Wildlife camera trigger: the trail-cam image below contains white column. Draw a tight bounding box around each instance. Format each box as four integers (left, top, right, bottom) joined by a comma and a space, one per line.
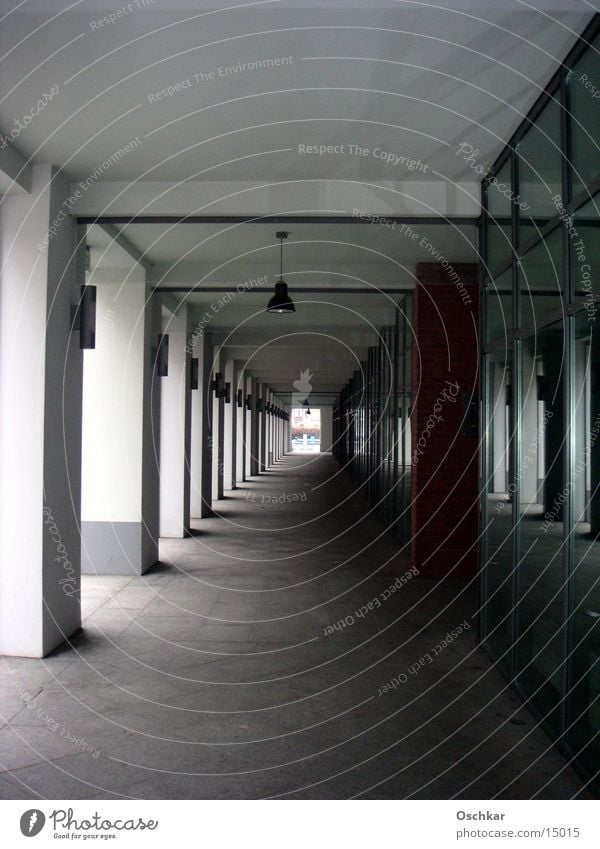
320, 406, 333, 452
200, 333, 214, 517
250, 377, 260, 476
159, 304, 191, 538
235, 365, 247, 482
259, 382, 268, 472
521, 346, 538, 505
189, 328, 213, 518
0, 164, 83, 657
81, 266, 159, 574
223, 358, 237, 490
211, 351, 224, 501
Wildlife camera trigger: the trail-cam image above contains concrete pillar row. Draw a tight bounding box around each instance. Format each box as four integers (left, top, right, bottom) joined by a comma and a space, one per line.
0, 164, 83, 656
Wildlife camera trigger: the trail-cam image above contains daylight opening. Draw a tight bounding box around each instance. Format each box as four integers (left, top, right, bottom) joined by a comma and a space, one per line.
291, 408, 321, 453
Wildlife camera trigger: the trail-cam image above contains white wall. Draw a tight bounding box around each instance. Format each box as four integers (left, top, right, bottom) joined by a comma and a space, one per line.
319, 406, 333, 452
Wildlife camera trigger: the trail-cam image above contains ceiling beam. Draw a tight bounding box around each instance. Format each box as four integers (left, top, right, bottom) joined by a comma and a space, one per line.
79, 214, 480, 226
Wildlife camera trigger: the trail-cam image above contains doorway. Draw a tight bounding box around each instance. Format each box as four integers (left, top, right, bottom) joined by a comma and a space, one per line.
291, 408, 321, 453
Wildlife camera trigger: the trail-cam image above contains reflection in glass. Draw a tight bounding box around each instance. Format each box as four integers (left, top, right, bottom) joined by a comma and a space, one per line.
487, 267, 512, 344
520, 228, 564, 331
570, 33, 600, 200
572, 195, 599, 317
487, 159, 513, 273
516, 323, 566, 735
568, 313, 600, 775
484, 348, 514, 675
518, 97, 562, 246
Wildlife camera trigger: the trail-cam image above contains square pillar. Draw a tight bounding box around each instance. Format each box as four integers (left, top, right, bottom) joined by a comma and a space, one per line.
410, 262, 479, 577
223, 358, 237, 490
159, 304, 191, 538
81, 266, 159, 574
235, 365, 247, 482
0, 164, 83, 656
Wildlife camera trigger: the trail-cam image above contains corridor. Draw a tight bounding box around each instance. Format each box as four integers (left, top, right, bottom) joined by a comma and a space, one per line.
0, 455, 589, 800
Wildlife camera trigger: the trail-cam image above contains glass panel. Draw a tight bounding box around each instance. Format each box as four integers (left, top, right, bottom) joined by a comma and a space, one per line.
487, 267, 512, 343
569, 34, 600, 200
571, 194, 599, 315
487, 159, 514, 273
520, 228, 564, 331
484, 347, 514, 675
516, 322, 566, 736
488, 223, 513, 275
395, 298, 412, 544
518, 97, 563, 246
567, 312, 600, 776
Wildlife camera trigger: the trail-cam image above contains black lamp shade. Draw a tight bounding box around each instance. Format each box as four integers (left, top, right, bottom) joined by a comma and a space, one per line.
267, 280, 295, 313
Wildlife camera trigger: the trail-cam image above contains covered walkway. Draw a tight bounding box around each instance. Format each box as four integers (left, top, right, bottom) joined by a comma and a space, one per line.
0, 455, 589, 799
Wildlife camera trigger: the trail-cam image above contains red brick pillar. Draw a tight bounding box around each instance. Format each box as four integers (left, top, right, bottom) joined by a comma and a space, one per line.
411, 262, 479, 578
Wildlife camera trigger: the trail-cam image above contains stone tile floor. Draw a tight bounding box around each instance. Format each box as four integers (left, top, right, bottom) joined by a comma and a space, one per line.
0, 455, 593, 799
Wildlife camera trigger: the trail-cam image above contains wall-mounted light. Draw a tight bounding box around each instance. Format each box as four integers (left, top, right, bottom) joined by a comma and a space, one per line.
267, 231, 295, 314
237, 389, 243, 408
71, 285, 97, 349
156, 333, 169, 377
190, 358, 199, 390
246, 394, 252, 410
211, 373, 225, 397
224, 382, 231, 403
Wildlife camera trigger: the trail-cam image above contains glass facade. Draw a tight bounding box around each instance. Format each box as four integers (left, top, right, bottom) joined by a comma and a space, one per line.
332, 295, 413, 546
481, 23, 600, 788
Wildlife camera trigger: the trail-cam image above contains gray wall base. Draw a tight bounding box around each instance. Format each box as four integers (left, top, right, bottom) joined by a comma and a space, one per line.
81, 521, 157, 575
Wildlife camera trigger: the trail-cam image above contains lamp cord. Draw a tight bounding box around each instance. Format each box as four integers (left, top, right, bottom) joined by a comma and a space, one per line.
280, 236, 283, 278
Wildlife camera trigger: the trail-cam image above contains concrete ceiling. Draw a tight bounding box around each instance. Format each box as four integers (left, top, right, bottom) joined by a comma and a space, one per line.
2, 1, 592, 395
0, 1, 591, 186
